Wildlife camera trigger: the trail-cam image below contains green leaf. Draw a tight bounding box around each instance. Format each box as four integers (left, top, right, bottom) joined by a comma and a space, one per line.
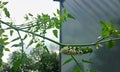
55, 23, 61, 29
57, 9, 60, 14
35, 43, 41, 48
82, 59, 94, 64
100, 21, 111, 38
4, 42, 9, 45
12, 43, 22, 47
3, 8, 10, 18
117, 30, 120, 37
3, 2, 8, 5
110, 21, 114, 29
11, 37, 19, 42
60, 16, 67, 22
100, 21, 108, 28
101, 28, 109, 38
53, 29, 58, 38
3, 35, 8, 37
63, 8, 67, 14
26, 39, 33, 48
67, 13, 75, 19
37, 14, 41, 19
43, 45, 49, 53
0, 29, 5, 36
13, 58, 21, 71
109, 21, 115, 34
28, 13, 33, 16
3, 37, 8, 41
0, 59, 2, 67
89, 69, 97, 72
53, 13, 56, 16
63, 57, 73, 65
24, 15, 29, 20
10, 30, 14, 36
108, 40, 116, 49
22, 34, 27, 40
73, 67, 81, 72
4, 48, 10, 51
0, 38, 4, 44
0, 44, 4, 52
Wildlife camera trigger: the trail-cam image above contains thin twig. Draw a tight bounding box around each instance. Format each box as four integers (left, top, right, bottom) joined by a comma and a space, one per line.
62, 37, 120, 47
71, 55, 83, 72
17, 30, 24, 67
0, 20, 62, 46
20, 24, 39, 29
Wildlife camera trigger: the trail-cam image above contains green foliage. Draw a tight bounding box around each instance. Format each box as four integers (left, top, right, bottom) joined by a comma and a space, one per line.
73, 67, 82, 72
3, 8, 10, 18
22, 34, 27, 40
11, 37, 20, 42
35, 43, 41, 48
100, 21, 110, 38
0, 44, 4, 67
13, 58, 21, 71
24, 15, 29, 20
35, 52, 59, 72
108, 40, 116, 49
82, 59, 94, 64
2, 2, 8, 5
28, 13, 33, 16
0, 59, 2, 67
86, 69, 97, 72
0, 48, 59, 72
100, 21, 117, 38
67, 13, 75, 19
4, 48, 10, 51
43, 45, 49, 53
57, 9, 60, 15
0, 28, 9, 67
63, 57, 73, 65
0, 29, 4, 36
0, 1, 8, 8
99, 21, 120, 49
26, 39, 33, 48
10, 30, 14, 36
11, 43, 22, 47
53, 29, 58, 38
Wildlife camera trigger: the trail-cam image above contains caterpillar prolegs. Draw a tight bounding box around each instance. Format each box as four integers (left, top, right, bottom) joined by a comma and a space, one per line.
61, 46, 93, 55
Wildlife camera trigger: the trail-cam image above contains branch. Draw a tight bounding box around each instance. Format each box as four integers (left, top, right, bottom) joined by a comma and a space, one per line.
0, 20, 62, 46
62, 37, 120, 47
0, 20, 120, 48
71, 55, 83, 72
20, 24, 38, 29
17, 30, 24, 67
17, 31, 24, 51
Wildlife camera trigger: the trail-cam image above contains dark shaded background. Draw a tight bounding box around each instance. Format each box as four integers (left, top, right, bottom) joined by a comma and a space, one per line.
60, 0, 120, 72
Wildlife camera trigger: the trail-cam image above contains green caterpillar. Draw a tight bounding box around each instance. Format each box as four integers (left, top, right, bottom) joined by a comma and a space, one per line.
61, 46, 93, 55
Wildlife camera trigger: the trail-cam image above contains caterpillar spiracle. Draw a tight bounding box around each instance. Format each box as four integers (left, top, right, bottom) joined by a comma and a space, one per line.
61, 46, 93, 55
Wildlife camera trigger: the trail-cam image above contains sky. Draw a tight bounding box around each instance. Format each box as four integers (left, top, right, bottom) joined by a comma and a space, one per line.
7, 0, 59, 24
2, 0, 60, 62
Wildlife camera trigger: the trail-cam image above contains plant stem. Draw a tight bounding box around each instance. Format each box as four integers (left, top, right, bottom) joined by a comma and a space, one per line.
17, 30, 24, 67
0, 20, 120, 47
71, 55, 83, 72
0, 20, 62, 46
62, 37, 120, 47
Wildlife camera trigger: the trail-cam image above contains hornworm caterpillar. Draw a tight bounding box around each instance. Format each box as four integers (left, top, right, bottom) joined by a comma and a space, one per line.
61, 46, 93, 55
